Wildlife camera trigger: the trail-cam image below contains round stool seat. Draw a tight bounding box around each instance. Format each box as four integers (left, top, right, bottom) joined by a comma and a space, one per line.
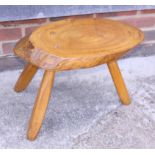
14, 18, 144, 70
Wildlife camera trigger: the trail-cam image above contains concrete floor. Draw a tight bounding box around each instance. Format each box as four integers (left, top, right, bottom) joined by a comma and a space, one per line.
0, 56, 155, 148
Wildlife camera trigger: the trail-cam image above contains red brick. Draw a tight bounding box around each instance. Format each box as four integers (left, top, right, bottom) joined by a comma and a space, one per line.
0, 28, 22, 41
96, 12, 117, 18
73, 14, 93, 18
116, 10, 137, 16
2, 42, 16, 54
25, 26, 38, 35
141, 9, 155, 14
50, 14, 93, 21
96, 10, 137, 18
120, 16, 155, 28
50, 16, 68, 21
0, 18, 47, 27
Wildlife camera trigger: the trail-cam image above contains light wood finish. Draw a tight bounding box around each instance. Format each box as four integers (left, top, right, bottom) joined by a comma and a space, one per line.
14, 18, 144, 70
107, 61, 131, 105
27, 70, 55, 140
13, 17, 144, 140
14, 63, 38, 92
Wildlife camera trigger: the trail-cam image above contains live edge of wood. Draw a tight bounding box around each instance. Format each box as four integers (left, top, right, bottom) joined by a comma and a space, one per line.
14, 18, 144, 71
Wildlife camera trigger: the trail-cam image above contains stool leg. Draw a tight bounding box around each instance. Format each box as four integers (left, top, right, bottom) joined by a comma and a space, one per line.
107, 60, 131, 105
27, 70, 55, 140
14, 63, 38, 92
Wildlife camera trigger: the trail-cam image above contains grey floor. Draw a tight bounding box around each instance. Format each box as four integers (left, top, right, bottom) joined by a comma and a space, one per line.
0, 56, 155, 149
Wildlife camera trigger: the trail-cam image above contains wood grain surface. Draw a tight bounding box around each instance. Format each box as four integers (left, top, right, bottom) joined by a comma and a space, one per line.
107, 61, 131, 105
14, 18, 144, 70
14, 63, 38, 92
27, 70, 55, 140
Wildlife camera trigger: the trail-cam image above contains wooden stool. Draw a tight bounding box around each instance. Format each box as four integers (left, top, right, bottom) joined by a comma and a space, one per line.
13, 18, 144, 140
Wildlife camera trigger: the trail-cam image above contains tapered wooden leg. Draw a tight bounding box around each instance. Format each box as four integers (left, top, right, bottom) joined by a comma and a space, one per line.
14, 63, 38, 92
27, 70, 55, 140
107, 60, 131, 105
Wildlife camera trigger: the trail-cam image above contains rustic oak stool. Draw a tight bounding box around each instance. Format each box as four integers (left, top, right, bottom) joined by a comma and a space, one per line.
13, 18, 144, 140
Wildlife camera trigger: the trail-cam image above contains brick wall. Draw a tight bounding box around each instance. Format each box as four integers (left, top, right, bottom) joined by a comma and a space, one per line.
0, 9, 155, 68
